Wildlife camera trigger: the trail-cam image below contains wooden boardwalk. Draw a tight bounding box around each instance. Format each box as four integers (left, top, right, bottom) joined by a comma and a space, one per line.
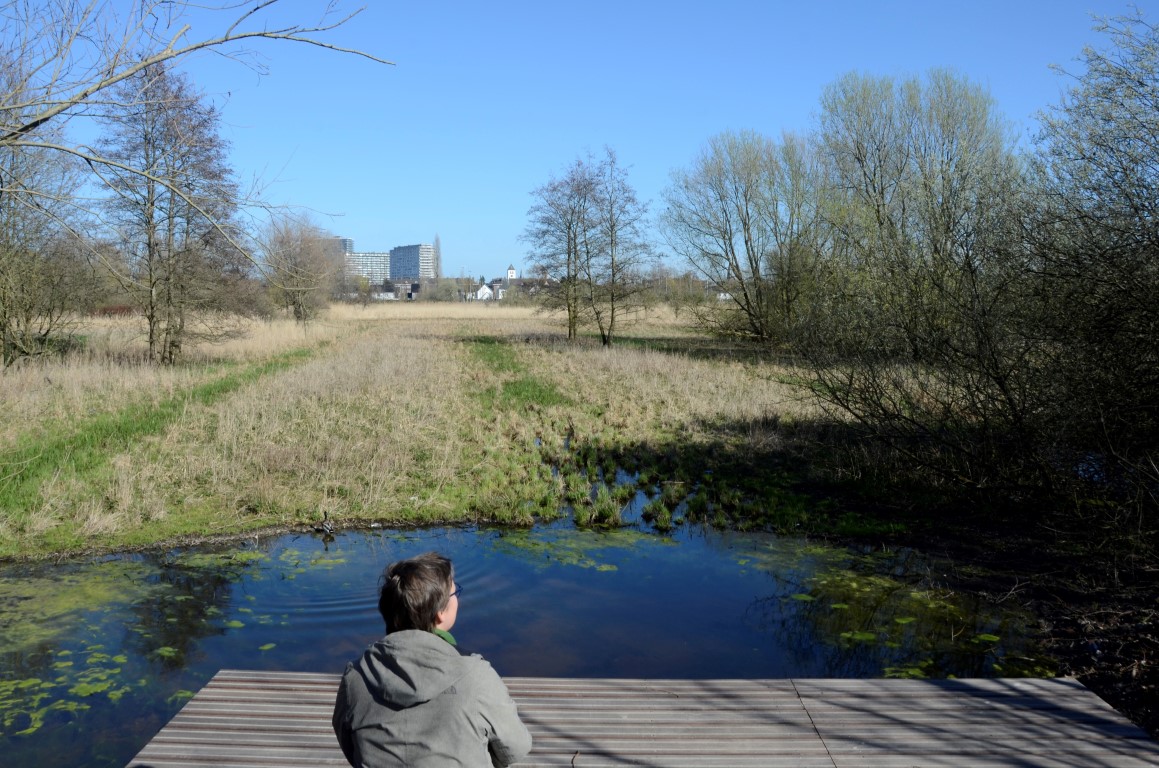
127, 670, 1159, 767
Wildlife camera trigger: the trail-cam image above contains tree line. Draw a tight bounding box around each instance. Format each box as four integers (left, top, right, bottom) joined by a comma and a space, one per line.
525, 14, 1159, 534
0, 1, 384, 367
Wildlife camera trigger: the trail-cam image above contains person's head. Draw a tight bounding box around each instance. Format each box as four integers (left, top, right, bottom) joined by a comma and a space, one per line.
378, 551, 458, 633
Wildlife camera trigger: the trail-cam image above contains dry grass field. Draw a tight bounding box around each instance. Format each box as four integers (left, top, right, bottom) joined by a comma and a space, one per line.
0, 303, 815, 558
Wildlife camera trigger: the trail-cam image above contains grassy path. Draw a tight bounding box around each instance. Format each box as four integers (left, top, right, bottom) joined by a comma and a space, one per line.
0, 350, 314, 558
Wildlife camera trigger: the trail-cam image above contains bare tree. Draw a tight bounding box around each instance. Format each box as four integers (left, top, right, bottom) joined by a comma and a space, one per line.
262, 213, 339, 323
354, 274, 373, 306
662, 131, 776, 340
98, 63, 251, 363
0, 230, 95, 367
0, 64, 95, 367
526, 150, 654, 345
662, 130, 827, 343
578, 148, 653, 347
524, 159, 598, 340
763, 133, 830, 345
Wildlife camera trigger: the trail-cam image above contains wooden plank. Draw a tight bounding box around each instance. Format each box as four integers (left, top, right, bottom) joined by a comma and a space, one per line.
128, 672, 1159, 768
793, 678, 1159, 768
829, 760, 1158, 768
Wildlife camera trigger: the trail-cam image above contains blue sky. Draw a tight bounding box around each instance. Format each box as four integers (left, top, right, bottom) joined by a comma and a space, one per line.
174, 0, 1150, 280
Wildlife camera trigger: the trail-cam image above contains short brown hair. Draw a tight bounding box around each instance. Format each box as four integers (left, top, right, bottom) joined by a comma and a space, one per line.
378, 552, 453, 632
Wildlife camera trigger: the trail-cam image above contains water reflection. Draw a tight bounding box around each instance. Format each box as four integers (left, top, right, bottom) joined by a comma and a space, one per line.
0, 524, 1054, 768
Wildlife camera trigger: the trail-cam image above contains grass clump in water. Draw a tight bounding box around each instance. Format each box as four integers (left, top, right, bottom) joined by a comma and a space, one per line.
641, 497, 677, 532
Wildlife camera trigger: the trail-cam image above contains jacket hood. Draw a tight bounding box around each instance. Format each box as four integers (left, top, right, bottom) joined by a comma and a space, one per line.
353, 630, 467, 710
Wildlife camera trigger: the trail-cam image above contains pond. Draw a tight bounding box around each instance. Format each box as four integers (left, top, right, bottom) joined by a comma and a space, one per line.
0, 519, 1055, 768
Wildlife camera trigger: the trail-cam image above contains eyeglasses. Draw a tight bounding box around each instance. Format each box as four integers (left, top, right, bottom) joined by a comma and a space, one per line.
450, 581, 463, 599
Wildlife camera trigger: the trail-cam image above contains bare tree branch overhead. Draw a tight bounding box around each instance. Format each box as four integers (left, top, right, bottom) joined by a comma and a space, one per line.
0, 0, 391, 146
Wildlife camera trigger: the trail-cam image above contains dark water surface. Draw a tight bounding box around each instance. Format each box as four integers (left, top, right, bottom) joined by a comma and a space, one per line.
0, 522, 1054, 767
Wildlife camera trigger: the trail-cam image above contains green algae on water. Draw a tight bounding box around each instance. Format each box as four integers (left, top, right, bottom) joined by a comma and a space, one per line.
493, 528, 666, 571
0, 561, 162, 653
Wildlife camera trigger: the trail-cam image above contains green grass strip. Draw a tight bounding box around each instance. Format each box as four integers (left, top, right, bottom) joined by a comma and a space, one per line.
464, 335, 524, 373
465, 336, 570, 412
0, 349, 313, 524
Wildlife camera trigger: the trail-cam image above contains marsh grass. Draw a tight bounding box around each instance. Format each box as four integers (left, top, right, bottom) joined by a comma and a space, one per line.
0, 315, 345, 443
3, 303, 829, 558
0, 351, 317, 552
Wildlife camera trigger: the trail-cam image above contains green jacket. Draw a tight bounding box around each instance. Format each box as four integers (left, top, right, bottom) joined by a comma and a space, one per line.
332, 629, 532, 767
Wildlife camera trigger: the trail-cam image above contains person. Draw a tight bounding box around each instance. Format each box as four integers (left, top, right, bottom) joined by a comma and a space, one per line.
332, 551, 532, 767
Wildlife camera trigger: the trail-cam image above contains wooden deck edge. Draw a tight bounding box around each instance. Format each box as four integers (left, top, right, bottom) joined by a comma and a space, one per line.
126, 673, 1159, 768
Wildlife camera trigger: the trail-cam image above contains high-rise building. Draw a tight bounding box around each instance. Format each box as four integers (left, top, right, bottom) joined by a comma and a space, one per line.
336, 239, 389, 284
389, 244, 436, 280
346, 250, 391, 284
